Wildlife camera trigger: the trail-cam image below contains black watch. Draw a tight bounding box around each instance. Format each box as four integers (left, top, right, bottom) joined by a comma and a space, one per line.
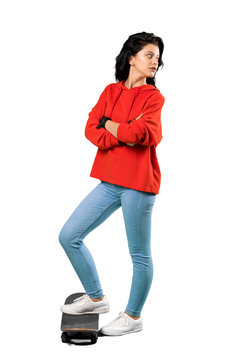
96, 116, 111, 129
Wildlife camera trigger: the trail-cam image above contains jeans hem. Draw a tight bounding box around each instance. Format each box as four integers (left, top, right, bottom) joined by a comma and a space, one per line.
87, 290, 104, 298
125, 308, 141, 317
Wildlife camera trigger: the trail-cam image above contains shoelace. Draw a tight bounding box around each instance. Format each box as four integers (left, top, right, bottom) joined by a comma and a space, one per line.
110, 312, 130, 328
73, 294, 88, 303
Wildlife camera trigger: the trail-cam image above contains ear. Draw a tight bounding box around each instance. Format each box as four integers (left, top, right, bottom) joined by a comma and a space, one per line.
129, 55, 134, 66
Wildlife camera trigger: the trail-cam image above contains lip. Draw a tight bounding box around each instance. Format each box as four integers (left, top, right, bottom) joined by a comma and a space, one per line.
150, 68, 157, 71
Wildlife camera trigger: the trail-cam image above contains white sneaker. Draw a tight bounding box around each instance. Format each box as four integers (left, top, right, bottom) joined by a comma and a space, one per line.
100, 311, 143, 336
60, 294, 110, 315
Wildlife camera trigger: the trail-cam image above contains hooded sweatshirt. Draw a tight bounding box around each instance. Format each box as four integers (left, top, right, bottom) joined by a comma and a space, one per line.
85, 79, 165, 194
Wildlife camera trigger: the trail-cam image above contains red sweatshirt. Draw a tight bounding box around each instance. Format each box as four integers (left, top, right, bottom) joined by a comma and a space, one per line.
85, 80, 165, 194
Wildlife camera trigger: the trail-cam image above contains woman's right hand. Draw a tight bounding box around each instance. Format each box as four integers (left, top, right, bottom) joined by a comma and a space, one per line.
134, 113, 144, 120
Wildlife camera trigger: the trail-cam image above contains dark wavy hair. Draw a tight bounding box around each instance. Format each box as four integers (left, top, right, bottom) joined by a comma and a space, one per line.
114, 32, 164, 87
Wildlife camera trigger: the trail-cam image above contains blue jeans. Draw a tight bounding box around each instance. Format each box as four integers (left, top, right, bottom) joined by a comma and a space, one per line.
59, 180, 156, 316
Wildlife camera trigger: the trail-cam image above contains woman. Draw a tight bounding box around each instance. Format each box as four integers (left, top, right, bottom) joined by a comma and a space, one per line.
59, 31, 165, 336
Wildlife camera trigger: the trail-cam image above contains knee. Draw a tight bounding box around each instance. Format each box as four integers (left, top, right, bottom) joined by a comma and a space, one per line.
59, 225, 81, 250
130, 251, 153, 271
59, 226, 68, 249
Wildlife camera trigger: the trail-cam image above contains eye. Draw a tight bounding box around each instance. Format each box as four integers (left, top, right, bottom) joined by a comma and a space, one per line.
147, 53, 159, 60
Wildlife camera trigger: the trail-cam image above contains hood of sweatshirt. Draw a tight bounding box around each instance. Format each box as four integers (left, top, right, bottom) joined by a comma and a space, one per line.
109, 80, 160, 122
120, 79, 158, 91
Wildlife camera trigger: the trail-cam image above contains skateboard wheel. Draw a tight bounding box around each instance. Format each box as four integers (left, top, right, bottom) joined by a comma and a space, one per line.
91, 333, 98, 344
61, 332, 70, 343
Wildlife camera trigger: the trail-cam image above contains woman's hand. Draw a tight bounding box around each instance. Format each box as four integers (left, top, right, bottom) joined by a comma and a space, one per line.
135, 113, 144, 120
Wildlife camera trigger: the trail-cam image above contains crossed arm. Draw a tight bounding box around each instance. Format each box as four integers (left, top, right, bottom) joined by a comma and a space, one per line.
105, 112, 144, 146
85, 85, 164, 150
105, 119, 137, 146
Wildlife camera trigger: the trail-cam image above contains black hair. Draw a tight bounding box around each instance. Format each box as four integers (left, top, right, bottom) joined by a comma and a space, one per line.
114, 31, 164, 87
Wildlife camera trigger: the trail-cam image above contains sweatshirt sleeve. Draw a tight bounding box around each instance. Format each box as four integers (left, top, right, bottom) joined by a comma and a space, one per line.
85, 85, 120, 150
116, 93, 165, 147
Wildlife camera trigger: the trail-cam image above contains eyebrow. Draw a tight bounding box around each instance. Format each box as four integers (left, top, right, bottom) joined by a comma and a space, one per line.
145, 50, 160, 57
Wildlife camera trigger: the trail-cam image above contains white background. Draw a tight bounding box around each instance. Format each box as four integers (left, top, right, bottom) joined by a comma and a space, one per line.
0, 0, 239, 359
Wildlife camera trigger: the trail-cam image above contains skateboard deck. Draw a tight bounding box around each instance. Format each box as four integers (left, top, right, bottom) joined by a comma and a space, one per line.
60, 292, 99, 345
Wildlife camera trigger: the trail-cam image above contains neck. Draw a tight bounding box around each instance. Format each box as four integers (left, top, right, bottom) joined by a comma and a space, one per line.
124, 76, 147, 89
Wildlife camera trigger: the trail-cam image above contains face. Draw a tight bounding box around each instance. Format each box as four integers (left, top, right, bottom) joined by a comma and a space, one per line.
129, 43, 160, 78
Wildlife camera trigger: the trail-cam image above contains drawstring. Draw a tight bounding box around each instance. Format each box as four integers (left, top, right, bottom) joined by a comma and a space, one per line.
126, 87, 140, 122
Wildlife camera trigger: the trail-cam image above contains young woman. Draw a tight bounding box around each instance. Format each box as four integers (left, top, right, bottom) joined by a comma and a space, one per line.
59, 31, 165, 336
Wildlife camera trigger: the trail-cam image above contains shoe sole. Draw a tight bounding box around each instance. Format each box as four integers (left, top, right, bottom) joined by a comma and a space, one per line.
100, 327, 143, 336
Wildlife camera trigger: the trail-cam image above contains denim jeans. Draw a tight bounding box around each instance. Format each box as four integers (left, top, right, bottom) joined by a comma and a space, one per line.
59, 180, 156, 316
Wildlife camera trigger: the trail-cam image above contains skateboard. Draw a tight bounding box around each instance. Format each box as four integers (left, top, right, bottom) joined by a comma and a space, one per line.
60, 292, 99, 345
